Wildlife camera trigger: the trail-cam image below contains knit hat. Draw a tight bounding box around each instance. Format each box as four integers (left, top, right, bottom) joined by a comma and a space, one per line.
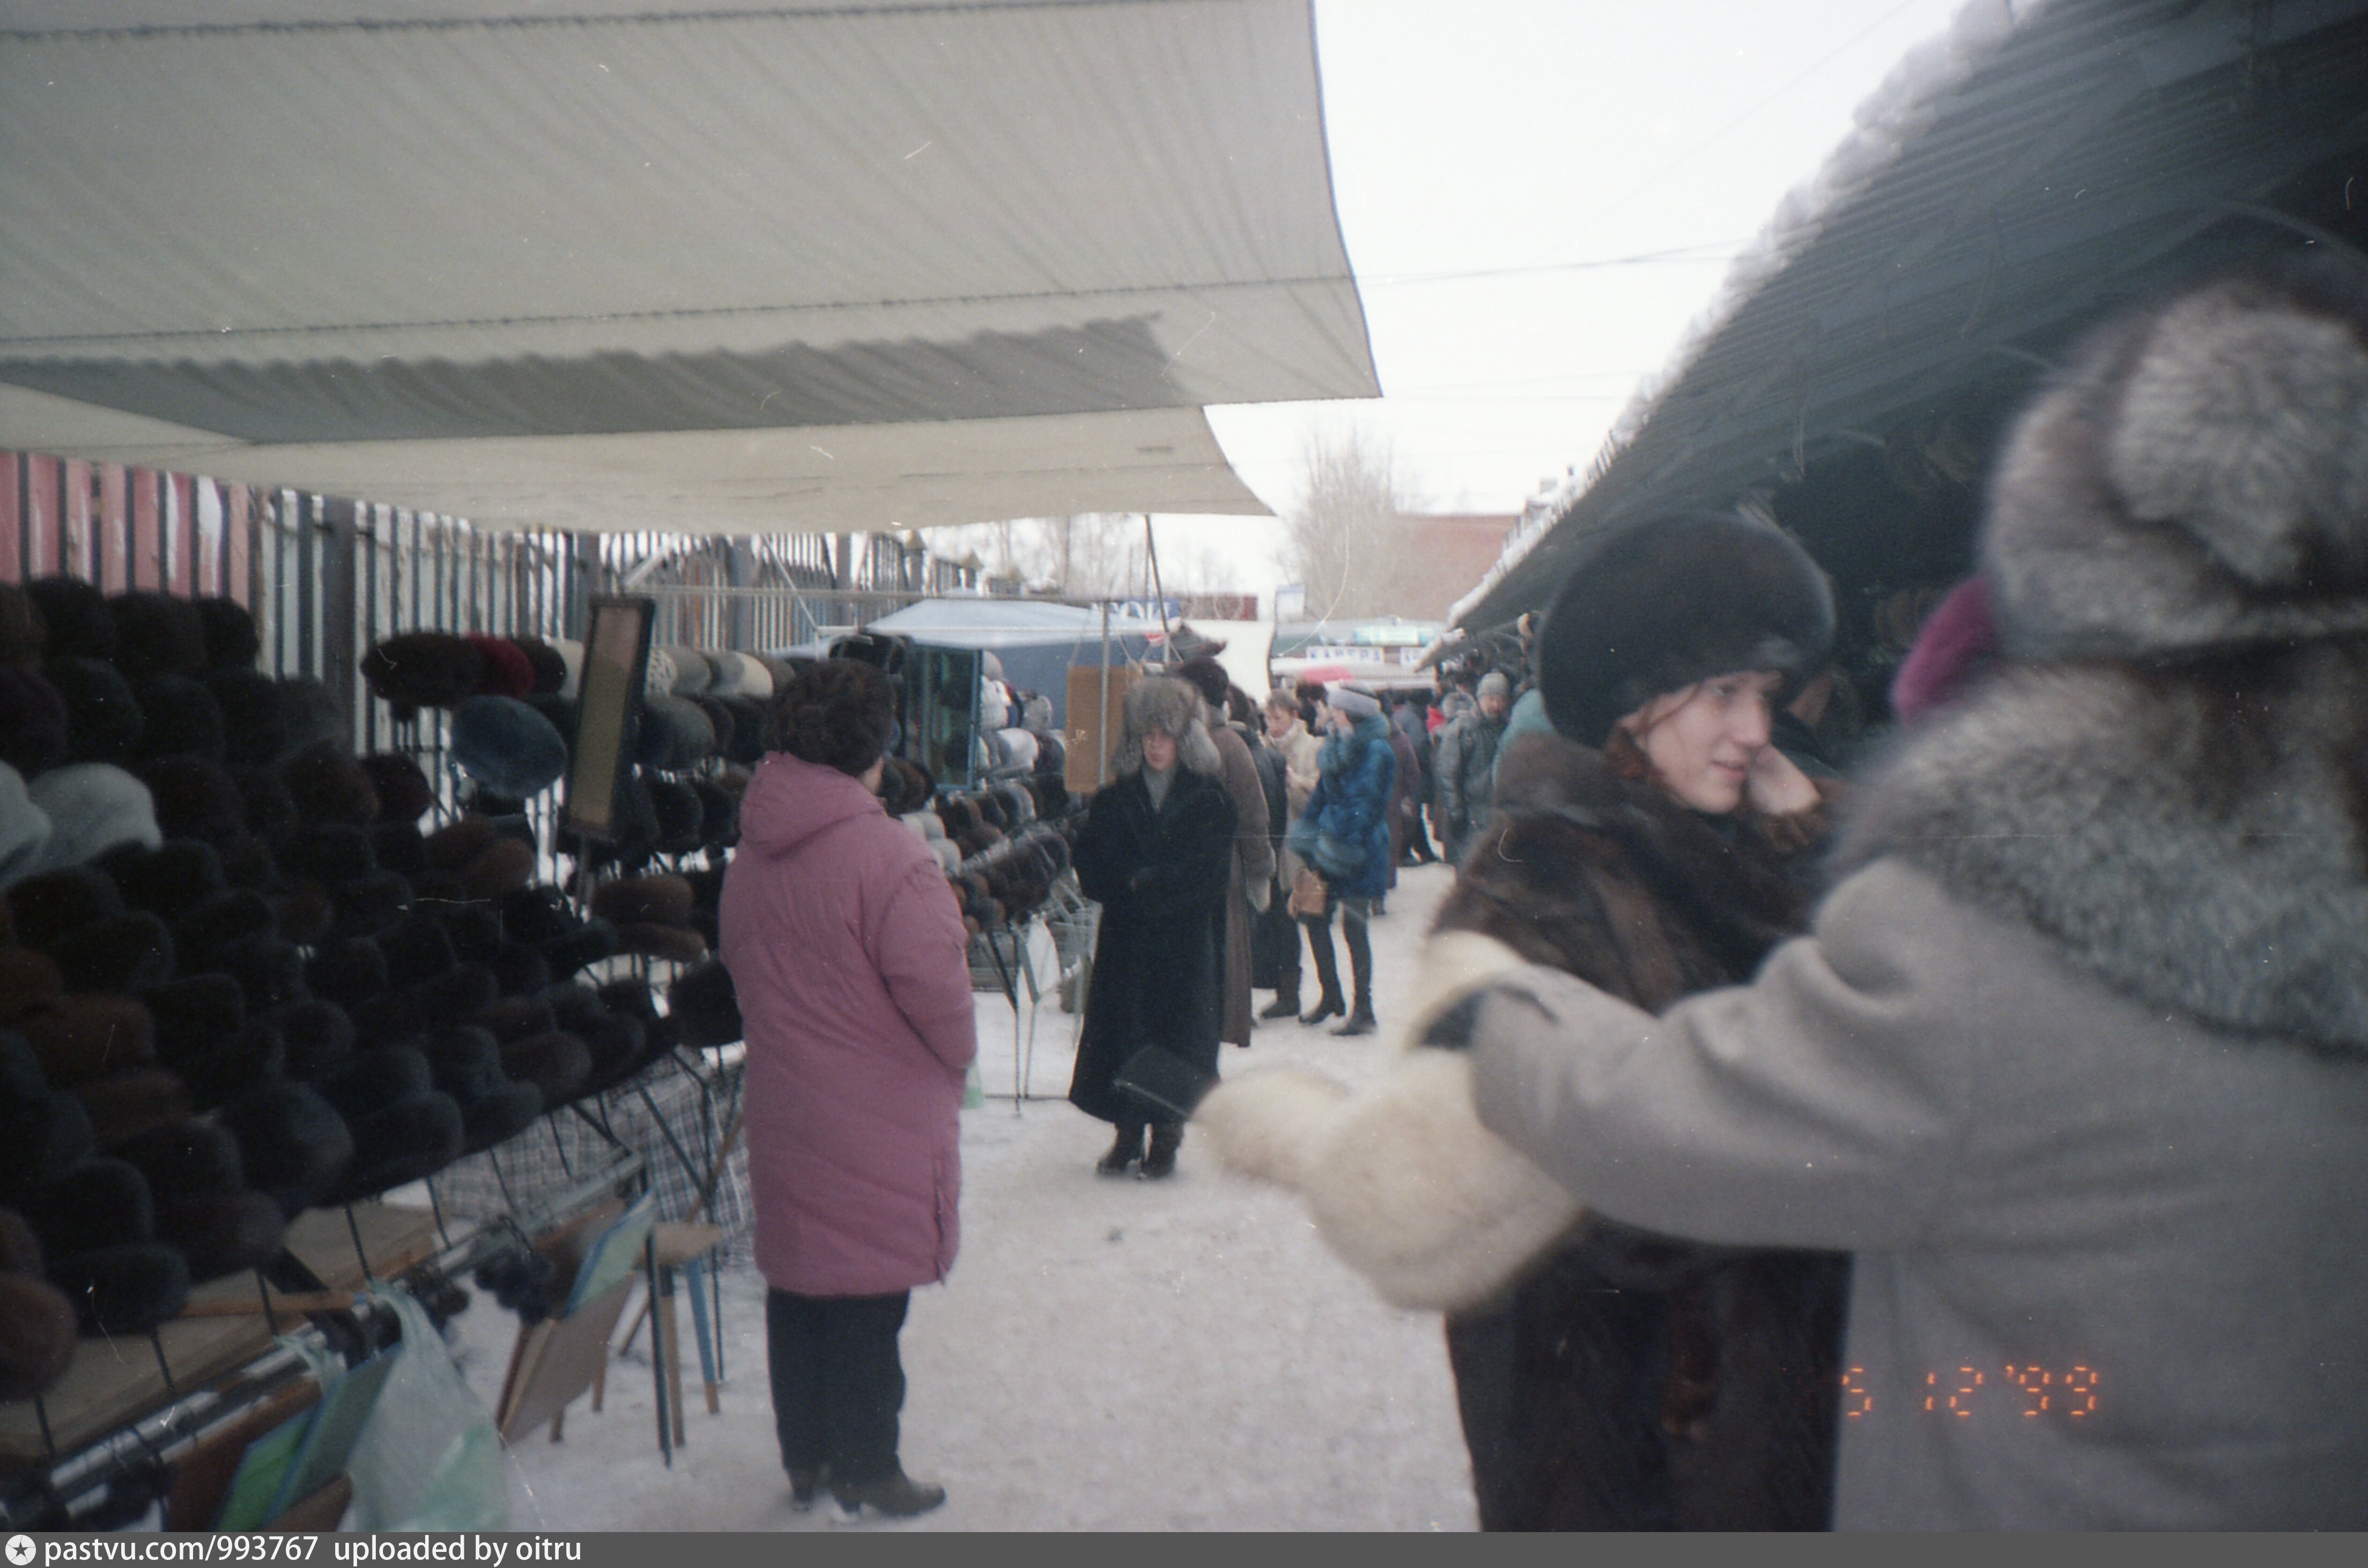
1476, 671, 1512, 701
0, 669, 70, 780
1535, 514, 1834, 746
1982, 258, 2368, 662
28, 763, 162, 867
449, 696, 569, 798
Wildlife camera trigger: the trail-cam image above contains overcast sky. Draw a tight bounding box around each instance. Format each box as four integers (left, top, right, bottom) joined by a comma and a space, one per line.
1149, 0, 1974, 606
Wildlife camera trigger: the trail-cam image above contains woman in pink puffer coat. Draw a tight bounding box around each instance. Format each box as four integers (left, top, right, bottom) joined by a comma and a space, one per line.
719, 658, 975, 1519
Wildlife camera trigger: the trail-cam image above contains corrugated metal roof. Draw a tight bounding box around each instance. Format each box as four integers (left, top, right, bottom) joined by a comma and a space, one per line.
1454, 0, 2368, 632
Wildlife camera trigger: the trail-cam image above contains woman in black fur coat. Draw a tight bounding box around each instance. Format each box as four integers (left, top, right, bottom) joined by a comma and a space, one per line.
1203, 512, 1849, 1530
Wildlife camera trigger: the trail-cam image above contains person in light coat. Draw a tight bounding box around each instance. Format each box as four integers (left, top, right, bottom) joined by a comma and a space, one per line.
1226, 264, 2368, 1529
720, 658, 975, 1519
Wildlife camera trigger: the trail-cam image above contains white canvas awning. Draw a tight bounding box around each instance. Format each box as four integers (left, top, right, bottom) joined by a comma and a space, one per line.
0, 0, 1379, 530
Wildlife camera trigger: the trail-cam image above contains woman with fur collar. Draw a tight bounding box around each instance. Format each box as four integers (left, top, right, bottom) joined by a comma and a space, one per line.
1068, 676, 1238, 1179
1211, 263, 2368, 1528
1293, 686, 1396, 1035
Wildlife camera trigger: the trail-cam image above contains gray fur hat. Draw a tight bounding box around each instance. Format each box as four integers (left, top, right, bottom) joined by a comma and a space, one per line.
1112, 676, 1220, 778
1985, 259, 2368, 662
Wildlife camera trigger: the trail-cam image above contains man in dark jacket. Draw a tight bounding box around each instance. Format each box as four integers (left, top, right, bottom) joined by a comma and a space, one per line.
1435, 671, 1510, 865
1390, 694, 1437, 864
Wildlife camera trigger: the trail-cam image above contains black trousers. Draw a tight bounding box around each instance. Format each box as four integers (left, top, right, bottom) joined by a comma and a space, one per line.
765, 1288, 910, 1484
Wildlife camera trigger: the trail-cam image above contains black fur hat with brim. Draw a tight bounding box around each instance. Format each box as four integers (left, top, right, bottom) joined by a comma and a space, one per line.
361, 632, 484, 718
1537, 513, 1836, 747
667, 960, 742, 1049
50, 1241, 191, 1334
116, 1119, 245, 1198
648, 777, 704, 855
219, 1079, 352, 1217
260, 997, 356, 1081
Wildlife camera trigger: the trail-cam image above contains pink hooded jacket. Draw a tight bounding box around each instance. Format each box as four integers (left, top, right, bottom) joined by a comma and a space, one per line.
720, 752, 976, 1297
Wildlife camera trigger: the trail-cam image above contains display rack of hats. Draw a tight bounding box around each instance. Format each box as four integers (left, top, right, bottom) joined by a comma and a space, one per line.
0, 581, 670, 1476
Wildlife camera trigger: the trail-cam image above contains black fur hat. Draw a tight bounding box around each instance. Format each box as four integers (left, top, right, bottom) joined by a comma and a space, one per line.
543, 983, 606, 1039
69, 1068, 193, 1150
334, 1091, 464, 1202
277, 823, 376, 887
0, 1270, 77, 1401
591, 873, 694, 928
368, 819, 429, 877
204, 667, 287, 768
307, 937, 388, 1010
717, 694, 767, 766
142, 971, 243, 1062
499, 885, 578, 948
136, 755, 247, 845
329, 871, 412, 941
260, 997, 356, 1080
0, 1030, 46, 1106
171, 889, 278, 970
219, 1079, 352, 1216
409, 963, 499, 1029
478, 994, 556, 1045
574, 1012, 646, 1097
98, 839, 225, 922
280, 742, 379, 828
51, 911, 176, 994
26, 578, 114, 662
51, 1242, 191, 1334
1, 950, 77, 1027
514, 638, 569, 697
0, 1096, 95, 1206
500, 1031, 590, 1103
107, 592, 208, 683
358, 754, 436, 826
1536, 514, 1834, 746
316, 1045, 434, 1123
540, 919, 618, 982
0, 666, 71, 778
692, 695, 736, 761
272, 881, 333, 947
276, 678, 346, 762
433, 902, 506, 964
417, 1025, 543, 1153
193, 597, 261, 673
488, 941, 551, 998
349, 988, 426, 1051
131, 674, 227, 764
378, 911, 456, 988
690, 778, 738, 850
31, 1158, 155, 1255
227, 763, 297, 841
209, 933, 307, 1014
24, 994, 157, 1087
9, 866, 125, 949
667, 960, 742, 1049
45, 657, 145, 765
647, 778, 704, 854
157, 1188, 287, 1281
525, 693, 579, 759
460, 838, 535, 903
361, 632, 484, 717
117, 1120, 245, 1197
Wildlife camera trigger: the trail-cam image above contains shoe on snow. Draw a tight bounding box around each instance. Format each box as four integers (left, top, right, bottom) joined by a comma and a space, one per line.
833, 1470, 946, 1518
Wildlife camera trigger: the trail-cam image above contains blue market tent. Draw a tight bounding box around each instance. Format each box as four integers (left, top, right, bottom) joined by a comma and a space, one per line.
862, 600, 1161, 730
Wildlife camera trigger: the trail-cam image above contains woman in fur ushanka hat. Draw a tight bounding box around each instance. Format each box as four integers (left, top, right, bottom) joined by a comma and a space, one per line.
1067, 675, 1237, 1180
1215, 261, 2368, 1530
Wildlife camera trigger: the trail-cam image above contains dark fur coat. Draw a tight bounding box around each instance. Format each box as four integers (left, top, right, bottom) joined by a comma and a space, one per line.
1436, 731, 1848, 1532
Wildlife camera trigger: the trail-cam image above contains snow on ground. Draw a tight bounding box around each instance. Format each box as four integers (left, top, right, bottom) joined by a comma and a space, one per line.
448, 861, 1481, 1532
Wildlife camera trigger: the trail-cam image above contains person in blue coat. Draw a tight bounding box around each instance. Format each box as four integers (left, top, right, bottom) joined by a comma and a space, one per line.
1293, 683, 1395, 1036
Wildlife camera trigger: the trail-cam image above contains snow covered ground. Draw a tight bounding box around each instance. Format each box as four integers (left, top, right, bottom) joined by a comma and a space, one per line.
447, 861, 1482, 1532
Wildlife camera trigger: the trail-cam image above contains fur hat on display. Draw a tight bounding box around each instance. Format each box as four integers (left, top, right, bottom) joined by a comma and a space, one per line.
358, 753, 436, 826
106, 593, 206, 683
218, 1079, 352, 1217
68, 1068, 193, 1152
1535, 513, 1834, 746
646, 777, 704, 855
547, 637, 584, 699
500, 1031, 591, 1103
327, 870, 411, 941
204, 667, 288, 769
276, 823, 375, 888
667, 960, 742, 1049
26, 579, 115, 663
156, 1187, 287, 1282
275, 678, 346, 760
134, 756, 243, 846
23, 994, 157, 1087
99, 839, 226, 923
0, 1206, 76, 1400
261, 997, 356, 1081
661, 647, 712, 696
280, 742, 380, 828
591, 873, 694, 928
307, 936, 388, 1010
449, 696, 569, 798
45, 657, 145, 766
477, 994, 556, 1044
0, 952, 66, 1029
464, 635, 537, 701
7, 865, 124, 949
1113, 677, 1222, 778
368, 820, 428, 878
1983, 261, 2368, 662
170, 890, 277, 971
488, 941, 550, 1000
192, 598, 260, 672
514, 638, 568, 697
717, 695, 767, 765
131, 674, 226, 764
0, 668, 71, 780
361, 632, 484, 717
29, 763, 164, 868
50, 911, 176, 994
0, 1095, 95, 1208
50, 1242, 191, 1334
0, 584, 45, 668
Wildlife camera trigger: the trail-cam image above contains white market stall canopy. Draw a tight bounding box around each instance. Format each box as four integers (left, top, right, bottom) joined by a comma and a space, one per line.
0, 0, 1380, 532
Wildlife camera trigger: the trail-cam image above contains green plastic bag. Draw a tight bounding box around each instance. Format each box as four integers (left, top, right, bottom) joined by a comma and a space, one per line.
345, 1284, 510, 1532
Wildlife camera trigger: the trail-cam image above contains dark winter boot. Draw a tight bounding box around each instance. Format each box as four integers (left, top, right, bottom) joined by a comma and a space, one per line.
1257, 991, 1301, 1021
832, 1468, 946, 1518
788, 1466, 826, 1509
1140, 1122, 1183, 1179
1097, 1121, 1145, 1177
1300, 922, 1344, 1025
1334, 908, 1377, 1037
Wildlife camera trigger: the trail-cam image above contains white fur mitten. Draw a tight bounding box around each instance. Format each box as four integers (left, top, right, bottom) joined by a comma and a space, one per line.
1194, 931, 1584, 1312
